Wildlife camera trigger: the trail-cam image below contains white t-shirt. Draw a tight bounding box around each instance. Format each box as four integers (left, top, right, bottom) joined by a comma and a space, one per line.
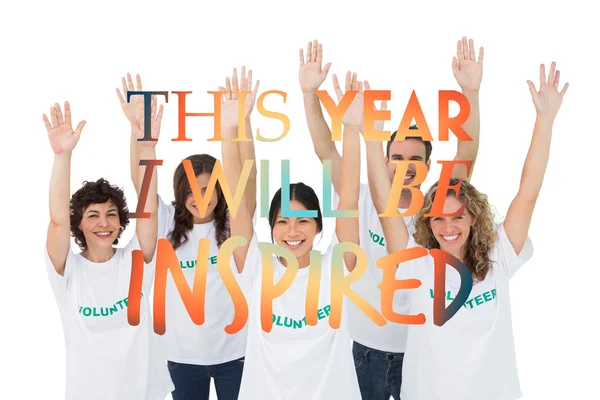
398, 223, 534, 400
157, 196, 247, 365
237, 233, 361, 400
337, 183, 415, 352
45, 236, 174, 400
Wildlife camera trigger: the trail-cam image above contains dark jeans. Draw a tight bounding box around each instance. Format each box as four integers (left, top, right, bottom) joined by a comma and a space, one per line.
168, 358, 244, 400
353, 341, 404, 400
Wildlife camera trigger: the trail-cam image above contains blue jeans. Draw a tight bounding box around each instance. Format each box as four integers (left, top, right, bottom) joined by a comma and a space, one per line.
168, 358, 244, 400
353, 341, 404, 400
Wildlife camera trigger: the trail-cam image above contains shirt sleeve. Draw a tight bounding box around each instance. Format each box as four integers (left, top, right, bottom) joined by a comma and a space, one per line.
44, 245, 75, 312
494, 222, 534, 279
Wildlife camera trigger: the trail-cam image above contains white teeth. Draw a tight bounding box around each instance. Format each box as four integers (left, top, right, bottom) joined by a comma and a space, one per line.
443, 234, 459, 241
96, 232, 111, 236
286, 240, 302, 246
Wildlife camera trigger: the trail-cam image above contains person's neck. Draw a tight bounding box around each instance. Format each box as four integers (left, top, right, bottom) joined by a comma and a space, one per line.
193, 214, 215, 224
82, 246, 116, 263
397, 189, 414, 209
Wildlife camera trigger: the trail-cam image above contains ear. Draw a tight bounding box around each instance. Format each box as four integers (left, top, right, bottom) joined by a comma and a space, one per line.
385, 155, 390, 167
426, 159, 432, 172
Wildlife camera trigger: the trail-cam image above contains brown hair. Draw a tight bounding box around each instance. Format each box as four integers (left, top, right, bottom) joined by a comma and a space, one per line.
169, 154, 230, 250
386, 124, 433, 162
70, 178, 130, 250
413, 178, 497, 282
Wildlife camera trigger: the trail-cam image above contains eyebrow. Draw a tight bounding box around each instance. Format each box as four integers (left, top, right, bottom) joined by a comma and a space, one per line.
391, 154, 424, 160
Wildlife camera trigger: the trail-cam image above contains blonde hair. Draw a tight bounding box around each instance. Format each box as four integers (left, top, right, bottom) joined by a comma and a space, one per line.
414, 179, 497, 282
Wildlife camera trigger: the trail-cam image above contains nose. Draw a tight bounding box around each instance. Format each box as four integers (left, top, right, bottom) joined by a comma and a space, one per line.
98, 215, 110, 227
288, 220, 300, 236
444, 219, 454, 232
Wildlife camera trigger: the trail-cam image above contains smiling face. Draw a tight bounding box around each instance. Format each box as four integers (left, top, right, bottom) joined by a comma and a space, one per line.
271, 200, 319, 260
78, 201, 121, 250
185, 173, 219, 223
428, 196, 474, 259
385, 138, 431, 187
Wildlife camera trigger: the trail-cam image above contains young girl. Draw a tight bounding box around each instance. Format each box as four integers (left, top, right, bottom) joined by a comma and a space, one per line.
43, 100, 173, 400
118, 70, 258, 400
366, 62, 568, 400
220, 70, 367, 399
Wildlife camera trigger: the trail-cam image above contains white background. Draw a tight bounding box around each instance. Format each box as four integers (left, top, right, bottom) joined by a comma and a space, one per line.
1, 0, 598, 398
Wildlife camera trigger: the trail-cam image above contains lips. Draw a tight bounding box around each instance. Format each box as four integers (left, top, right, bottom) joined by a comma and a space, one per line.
441, 233, 460, 243
403, 169, 416, 185
94, 231, 113, 239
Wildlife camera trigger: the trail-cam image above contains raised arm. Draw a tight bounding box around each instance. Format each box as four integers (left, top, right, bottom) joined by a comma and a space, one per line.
504, 62, 568, 254
336, 74, 363, 271
299, 40, 342, 192
451, 37, 484, 182
44, 102, 86, 275
238, 66, 258, 215
220, 67, 259, 272
117, 73, 144, 193
364, 106, 410, 255
131, 96, 163, 263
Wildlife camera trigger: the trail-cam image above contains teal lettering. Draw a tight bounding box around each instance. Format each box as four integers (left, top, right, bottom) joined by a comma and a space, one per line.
474, 295, 483, 306
123, 298, 129, 307
373, 234, 380, 244
100, 308, 109, 316
302, 317, 307, 327
465, 299, 475, 309
378, 235, 385, 246
210, 256, 217, 265
323, 305, 331, 316
429, 289, 435, 299
284, 317, 293, 328
293, 320, 303, 329
446, 291, 454, 301
110, 305, 118, 315
318, 308, 325, 320
272, 314, 276, 323
483, 291, 492, 302
492, 289, 497, 299
92, 308, 100, 317
117, 300, 124, 309
83, 307, 92, 316
79, 306, 83, 313
275, 316, 283, 326
369, 230, 374, 239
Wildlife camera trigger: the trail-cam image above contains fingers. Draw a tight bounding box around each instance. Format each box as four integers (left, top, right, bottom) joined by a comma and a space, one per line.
127, 73, 135, 91
456, 39, 462, 61
548, 62, 556, 86
156, 104, 164, 125
50, 106, 58, 126
232, 68, 239, 100
526, 80, 537, 98
74, 120, 87, 137
226, 77, 232, 100
345, 71, 351, 91
321, 62, 332, 78
248, 68, 253, 92
380, 99, 388, 112
332, 74, 343, 101
452, 56, 459, 74
461, 36, 468, 59
539, 64, 546, 87
469, 38, 475, 61
316, 42, 323, 65
116, 88, 126, 104
311, 39, 318, 63
252, 79, 260, 99
299, 48, 305, 65
560, 82, 569, 96
307, 41, 313, 63
64, 101, 71, 126
218, 86, 227, 103
364, 80, 371, 91
241, 66, 248, 91
554, 70, 560, 89
136, 74, 142, 91
55, 103, 64, 125
478, 47, 484, 63
151, 96, 157, 120
42, 114, 52, 132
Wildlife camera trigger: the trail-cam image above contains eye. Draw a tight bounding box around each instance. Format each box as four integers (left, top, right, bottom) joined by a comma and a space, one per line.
277, 220, 286, 224
108, 213, 118, 218
187, 190, 193, 196
454, 216, 463, 220
201, 188, 207, 194
432, 217, 443, 221
88, 215, 97, 218
299, 219, 309, 224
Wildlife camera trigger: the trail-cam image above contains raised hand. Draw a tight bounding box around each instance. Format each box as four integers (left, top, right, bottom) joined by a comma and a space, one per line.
363, 80, 388, 133
299, 40, 332, 93
43, 102, 86, 154
116, 73, 144, 125
527, 62, 569, 119
134, 96, 164, 146
219, 66, 260, 130
333, 71, 363, 127
452, 37, 484, 92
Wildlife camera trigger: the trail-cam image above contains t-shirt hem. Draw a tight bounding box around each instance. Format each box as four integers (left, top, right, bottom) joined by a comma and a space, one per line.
166, 351, 246, 366
351, 338, 406, 353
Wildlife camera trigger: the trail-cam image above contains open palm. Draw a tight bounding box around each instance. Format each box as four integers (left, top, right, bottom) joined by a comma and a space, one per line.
220, 66, 260, 129
527, 62, 569, 119
452, 37, 484, 92
299, 40, 331, 93
43, 102, 86, 154
116, 73, 144, 125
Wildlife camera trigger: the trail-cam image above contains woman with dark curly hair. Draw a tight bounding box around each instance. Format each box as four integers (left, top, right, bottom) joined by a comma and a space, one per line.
119, 70, 259, 400
43, 100, 173, 400
365, 63, 568, 400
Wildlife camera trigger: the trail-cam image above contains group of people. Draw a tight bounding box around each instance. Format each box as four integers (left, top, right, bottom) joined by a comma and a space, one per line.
43, 37, 568, 400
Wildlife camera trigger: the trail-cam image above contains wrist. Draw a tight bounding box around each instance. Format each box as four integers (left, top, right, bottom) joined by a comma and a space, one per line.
461, 88, 480, 96
535, 115, 555, 126
54, 151, 72, 160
